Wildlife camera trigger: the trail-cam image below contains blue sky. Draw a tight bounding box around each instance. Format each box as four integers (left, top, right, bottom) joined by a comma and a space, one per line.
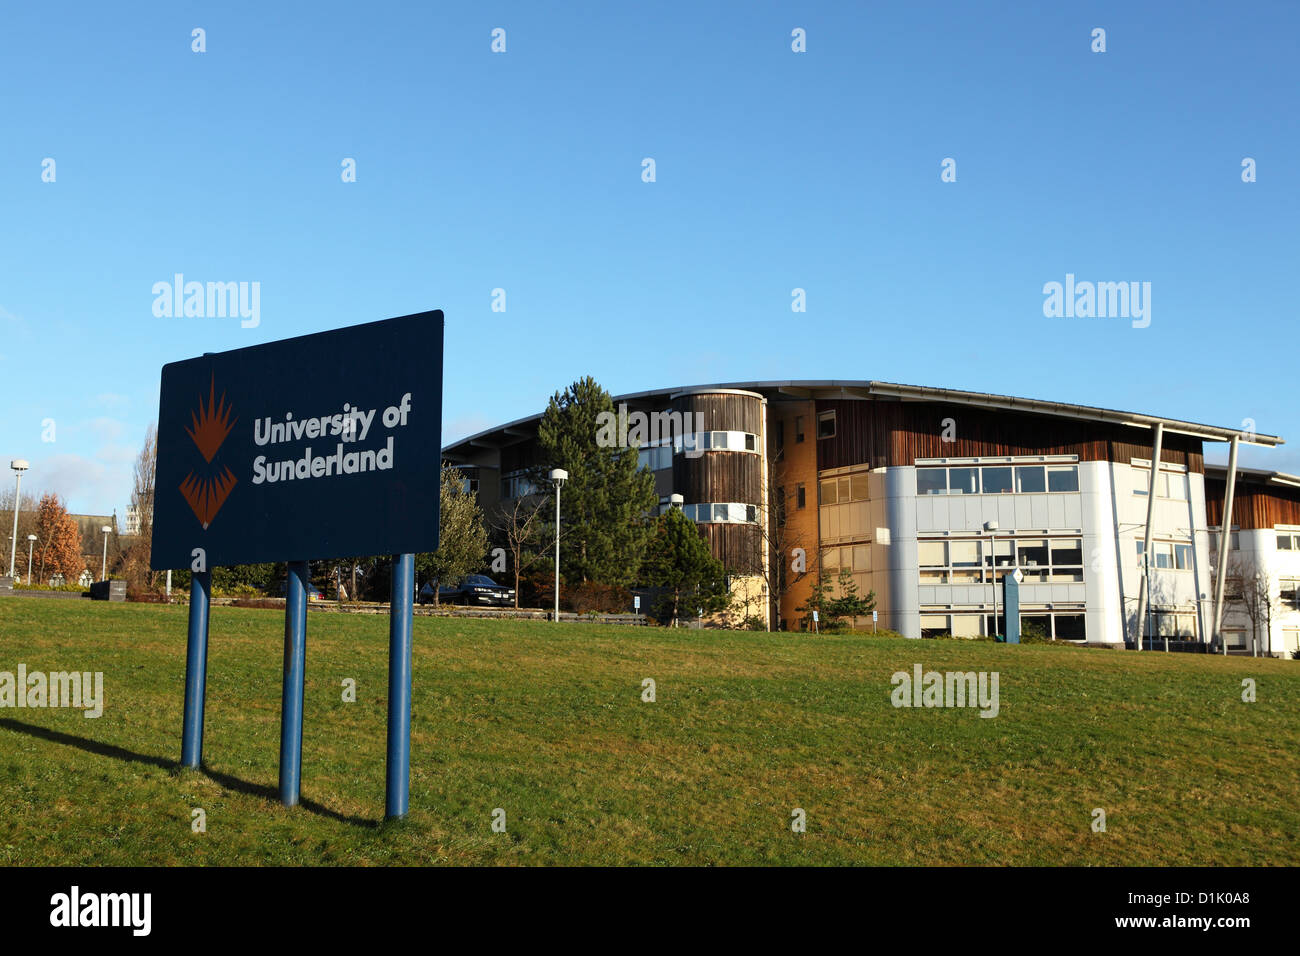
2, 1, 1297, 516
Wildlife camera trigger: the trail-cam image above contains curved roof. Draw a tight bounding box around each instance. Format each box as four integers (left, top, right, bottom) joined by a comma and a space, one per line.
443, 379, 1284, 455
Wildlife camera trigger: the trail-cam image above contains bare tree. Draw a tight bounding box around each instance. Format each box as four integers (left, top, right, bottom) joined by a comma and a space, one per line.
491, 494, 551, 608
1228, 554, 1277, 657
121, 424, 158, 592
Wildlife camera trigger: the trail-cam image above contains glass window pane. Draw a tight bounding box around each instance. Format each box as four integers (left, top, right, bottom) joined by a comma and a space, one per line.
917, 469, 947, 496
1054, 614, 1086, 641
920, 615, 948, 638
838, 477, 851, 502
1175, 544, 1192, 569
1155, 542, 1173, 568
852, 546, 870, 571
851, 475, 869, 501
745, 433, 756, 451
1017, 539, 1049, 567
1047, 465, 1079, 492
1050, 539, 1083, 567
919, 570, 948, 584
982, 467, 1013, 494
820, 480, 837, 505
949, 467, 979, 494
950, 540, 981, 566
1278, 534, 1293, 551
918, 541, 948, 567
1015, 465, 1046, 493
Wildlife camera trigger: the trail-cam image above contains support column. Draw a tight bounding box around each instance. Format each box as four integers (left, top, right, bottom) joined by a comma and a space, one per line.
386, 553, 414, 820
180, 570, 211, 768
1212, 435, 1241, 656
1134, 423, 1164, 650
279, 560, 309, 806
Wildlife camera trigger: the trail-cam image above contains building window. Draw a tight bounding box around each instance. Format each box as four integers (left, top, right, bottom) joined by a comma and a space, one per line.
916, 463, 1080, 496
817, 410, 836, 439
1046, 465, 1079, 492
796, 484, 806, 509
680, 502, 760, 525
795, 416, 805, 443
1137, 540, 1194, 571
1279, 578, 1300, 609
919, 535, 1084, 584
1278, 533, 1296, 551
981, 466, 1014, 495
1015, 465, 1046, 493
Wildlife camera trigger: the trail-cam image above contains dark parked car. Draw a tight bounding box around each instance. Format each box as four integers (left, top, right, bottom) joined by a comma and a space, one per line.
419, 574, 515, 607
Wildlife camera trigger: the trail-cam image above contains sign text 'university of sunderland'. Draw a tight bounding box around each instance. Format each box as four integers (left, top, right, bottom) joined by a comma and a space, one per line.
152, 311, 443, 567
151, 310, 444, 819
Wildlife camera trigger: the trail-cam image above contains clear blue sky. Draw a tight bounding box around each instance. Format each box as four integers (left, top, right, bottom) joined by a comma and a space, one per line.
2, 1, 1297, 516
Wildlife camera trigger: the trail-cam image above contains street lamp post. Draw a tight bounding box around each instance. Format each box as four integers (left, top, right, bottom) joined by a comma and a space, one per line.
26, 534, 36, 584
984, 520, 1000, 637
549, 469, 568, 622
8, 459, 28, 578
100, 525, 112, 580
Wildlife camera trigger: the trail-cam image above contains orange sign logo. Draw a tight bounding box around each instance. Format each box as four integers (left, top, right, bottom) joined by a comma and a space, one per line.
180, 375, 238, 529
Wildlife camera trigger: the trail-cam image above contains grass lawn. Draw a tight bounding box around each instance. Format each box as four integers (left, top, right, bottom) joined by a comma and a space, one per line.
0, 597, 1297, 866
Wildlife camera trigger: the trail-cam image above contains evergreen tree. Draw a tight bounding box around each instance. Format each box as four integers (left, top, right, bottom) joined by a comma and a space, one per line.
534, 377, 656, 587
643, 507, 731, 625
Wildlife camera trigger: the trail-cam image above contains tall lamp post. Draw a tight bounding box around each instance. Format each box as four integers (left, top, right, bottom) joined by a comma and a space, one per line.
100, 525, 112, 580
8, 459, 29, 578
984, 520, 1000, 637
26, 534, 36, 584
549, 469, 568, 622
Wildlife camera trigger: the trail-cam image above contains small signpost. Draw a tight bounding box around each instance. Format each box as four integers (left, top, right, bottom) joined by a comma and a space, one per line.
151, 311, 443, 819
812, 609, 819, 634
872, 609, 878, 633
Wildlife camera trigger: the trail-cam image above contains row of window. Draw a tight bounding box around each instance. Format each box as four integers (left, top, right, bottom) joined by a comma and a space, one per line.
1132, 467, 1189, 500
679, 503, 759, 524
919, 536, 1084, 584
1276, 533, 1300, 552
822, 545, 871, 575
920, 611, 1087, 641
1136, 540, 1195, 571
917, 464, 1080, 496
820, 473, 869, 505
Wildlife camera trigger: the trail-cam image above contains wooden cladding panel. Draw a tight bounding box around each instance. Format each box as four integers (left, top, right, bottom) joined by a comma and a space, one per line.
815, 398, 1205, 473
701, 523, 763, 574
674, 451, 763, 503
1206, 477, 1300, 529
671, 392, 764, 434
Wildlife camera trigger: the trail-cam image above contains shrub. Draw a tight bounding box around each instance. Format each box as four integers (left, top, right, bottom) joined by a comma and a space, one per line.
567, 581, 632, 614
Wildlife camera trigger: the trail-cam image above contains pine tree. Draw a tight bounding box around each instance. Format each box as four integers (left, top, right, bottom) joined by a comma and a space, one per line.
643, 507, 731, 625
534, 377, 656, 587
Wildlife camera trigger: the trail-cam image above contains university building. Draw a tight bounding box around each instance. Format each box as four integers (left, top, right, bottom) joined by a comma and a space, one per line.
442, 380, 1290, 653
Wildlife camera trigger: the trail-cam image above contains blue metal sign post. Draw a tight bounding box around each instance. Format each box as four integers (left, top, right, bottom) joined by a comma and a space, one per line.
152, 310, 443, 820
180, 570, 211, 767
279, 561, 309, 806
386, 553, 414, 819
1003, 573, 1022, 644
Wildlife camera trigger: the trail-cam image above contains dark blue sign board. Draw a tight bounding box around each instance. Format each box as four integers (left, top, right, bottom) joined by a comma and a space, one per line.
152, 310, 443, 569
155, 310, 443, 821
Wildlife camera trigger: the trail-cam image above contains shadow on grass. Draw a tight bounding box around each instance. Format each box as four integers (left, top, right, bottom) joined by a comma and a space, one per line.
0, 717, 377, 828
